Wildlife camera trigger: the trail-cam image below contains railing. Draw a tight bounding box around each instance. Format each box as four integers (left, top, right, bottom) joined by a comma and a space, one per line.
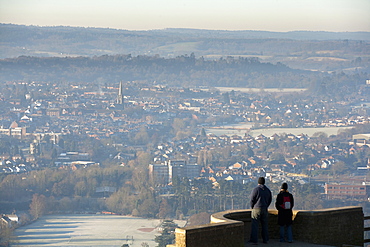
365, 215, 370, 243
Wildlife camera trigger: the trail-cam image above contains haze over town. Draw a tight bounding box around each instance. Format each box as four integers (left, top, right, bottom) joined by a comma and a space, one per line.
1, 0, 369, 31
0, 0, 370, 246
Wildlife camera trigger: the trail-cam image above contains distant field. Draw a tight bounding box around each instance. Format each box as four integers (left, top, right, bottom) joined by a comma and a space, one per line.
207, 125, 353, 137
215, 87, 307, 93
12, 215, 186, 247
305, 57, 348, 62
204, 54, 273, 60
33, 50, 85, 57
154, 41, 201, 54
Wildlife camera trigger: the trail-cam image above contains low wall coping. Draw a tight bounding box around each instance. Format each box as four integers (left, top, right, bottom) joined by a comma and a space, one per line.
171, 206, 364, 247
211, 206, 362, 222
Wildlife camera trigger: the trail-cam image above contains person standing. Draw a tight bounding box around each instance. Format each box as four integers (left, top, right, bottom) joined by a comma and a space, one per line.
249, 177, 272, 244
275, 182, 294, 243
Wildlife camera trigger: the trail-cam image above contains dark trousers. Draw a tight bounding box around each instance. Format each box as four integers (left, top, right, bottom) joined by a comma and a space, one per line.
280, 224, 293, 242
250, 207, 269, 243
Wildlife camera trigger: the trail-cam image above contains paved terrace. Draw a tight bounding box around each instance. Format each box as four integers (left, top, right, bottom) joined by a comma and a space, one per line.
169, 206, 364, 247
245, 239, 336, 246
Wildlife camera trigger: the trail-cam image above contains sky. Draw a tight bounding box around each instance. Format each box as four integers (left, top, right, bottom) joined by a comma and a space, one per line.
0, 0, 369, 32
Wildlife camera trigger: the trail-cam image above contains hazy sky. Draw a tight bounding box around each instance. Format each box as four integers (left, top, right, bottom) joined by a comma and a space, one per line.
1, 0, 369, 32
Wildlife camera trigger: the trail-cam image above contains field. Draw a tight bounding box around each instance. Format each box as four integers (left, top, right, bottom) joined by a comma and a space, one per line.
12, 215, 186, 247
214, 87, 307, 93
206, 125, 353, 137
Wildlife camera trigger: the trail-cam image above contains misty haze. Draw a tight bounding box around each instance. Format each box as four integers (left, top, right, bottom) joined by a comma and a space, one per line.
0, 0, 370, 246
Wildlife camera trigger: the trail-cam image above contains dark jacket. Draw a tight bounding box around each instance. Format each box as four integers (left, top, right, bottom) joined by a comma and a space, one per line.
250, 184, 272, 209
275, 190, 294, 225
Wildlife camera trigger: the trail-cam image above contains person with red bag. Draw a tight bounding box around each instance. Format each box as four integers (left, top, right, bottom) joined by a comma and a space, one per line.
275, 182, 294, 243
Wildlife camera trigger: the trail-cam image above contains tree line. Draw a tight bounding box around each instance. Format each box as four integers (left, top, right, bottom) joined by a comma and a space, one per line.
1, 54, 367, 95
0, 164, 325, 219
0, 54, 296, 87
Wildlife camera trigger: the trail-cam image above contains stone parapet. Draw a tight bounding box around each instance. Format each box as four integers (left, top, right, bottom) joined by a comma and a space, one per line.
173, 220, 244, 247
291, 206, 364, 246
168, 206, 364, 247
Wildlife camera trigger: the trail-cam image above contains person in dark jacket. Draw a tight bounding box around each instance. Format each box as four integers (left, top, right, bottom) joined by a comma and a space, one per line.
249, 177, 272, 244
275, 182, 294, 243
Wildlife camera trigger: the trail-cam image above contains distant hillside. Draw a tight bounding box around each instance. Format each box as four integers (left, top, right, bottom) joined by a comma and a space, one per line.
161, 28, 370, 41
0, 54, 367, 95
1, 24, 369, 73
0, 54, 304, 88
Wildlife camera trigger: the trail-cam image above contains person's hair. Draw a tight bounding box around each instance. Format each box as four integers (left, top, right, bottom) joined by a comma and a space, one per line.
281, 182, 288, 190
258, 177, 265, 185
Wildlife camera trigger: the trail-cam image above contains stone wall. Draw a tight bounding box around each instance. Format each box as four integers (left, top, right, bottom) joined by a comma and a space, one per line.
291, 206, 364, 246
169, 220, 244, 247
168, 206, 364, 247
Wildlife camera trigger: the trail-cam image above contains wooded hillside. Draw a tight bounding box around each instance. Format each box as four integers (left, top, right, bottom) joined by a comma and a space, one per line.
1, 24, 369, 73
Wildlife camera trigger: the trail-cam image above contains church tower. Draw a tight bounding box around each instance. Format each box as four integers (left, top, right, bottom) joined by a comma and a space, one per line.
116, 81, 124, 109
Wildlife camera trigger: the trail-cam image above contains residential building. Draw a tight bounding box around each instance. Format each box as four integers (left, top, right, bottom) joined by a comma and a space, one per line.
0, 121, 27, 139
149, 163, 170, 185
149, 160, 201, 185
324, 183, 369, 200
350, 134, 370, 147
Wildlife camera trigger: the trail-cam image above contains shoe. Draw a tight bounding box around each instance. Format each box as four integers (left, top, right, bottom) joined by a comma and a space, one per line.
247, 241, 258, 245
263, 241, 268, 244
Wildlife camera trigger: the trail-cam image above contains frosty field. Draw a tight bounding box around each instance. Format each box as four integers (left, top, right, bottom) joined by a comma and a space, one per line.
13, 215, 185, 247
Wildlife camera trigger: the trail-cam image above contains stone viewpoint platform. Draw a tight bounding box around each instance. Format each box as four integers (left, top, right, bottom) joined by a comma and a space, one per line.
168, 206, 364, 247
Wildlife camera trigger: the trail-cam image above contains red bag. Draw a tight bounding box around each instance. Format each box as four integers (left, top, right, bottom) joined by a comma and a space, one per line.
281, 195, 291, 209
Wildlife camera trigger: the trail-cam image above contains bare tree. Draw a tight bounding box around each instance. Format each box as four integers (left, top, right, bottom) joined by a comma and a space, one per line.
29, 194, 46, 220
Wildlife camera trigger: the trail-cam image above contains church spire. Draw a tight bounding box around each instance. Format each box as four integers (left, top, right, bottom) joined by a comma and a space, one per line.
116, 81, 124, 109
